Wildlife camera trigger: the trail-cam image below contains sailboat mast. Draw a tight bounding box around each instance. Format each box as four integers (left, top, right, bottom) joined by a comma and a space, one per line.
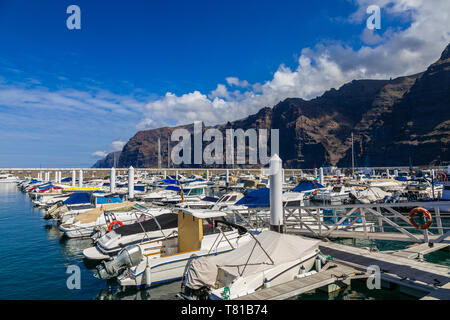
351, 132, 355, 177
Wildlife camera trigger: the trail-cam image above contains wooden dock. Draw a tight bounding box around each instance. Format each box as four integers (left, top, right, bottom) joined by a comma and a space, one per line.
236, 241, 450, 300
289, 229, 450, 243
236, 261, 370, 300
319, 242, 450, 298
388, 243, 450, 260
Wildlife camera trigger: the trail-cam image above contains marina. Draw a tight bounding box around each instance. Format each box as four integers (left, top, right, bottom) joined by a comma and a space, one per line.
0, 161, 449, 300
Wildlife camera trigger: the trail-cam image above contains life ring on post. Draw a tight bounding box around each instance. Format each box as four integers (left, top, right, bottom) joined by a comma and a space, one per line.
436, 172, 447, 182
408, 207, 432, 230
108, 220, 123, 232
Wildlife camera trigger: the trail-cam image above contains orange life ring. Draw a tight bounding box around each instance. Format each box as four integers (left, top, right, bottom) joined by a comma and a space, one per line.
108, 220, 123, 232
436, 172, 447, 182
408, 207, 432, 230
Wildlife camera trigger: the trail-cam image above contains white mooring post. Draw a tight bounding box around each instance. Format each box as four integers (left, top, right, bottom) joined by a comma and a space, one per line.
78, 170, 83, 187
394, 169, 399, 177
319, 167, 324, 185
110, 167, 116, 193
269, 154, 283, 233
72, 170, 76, 187
128, 166, 135, 200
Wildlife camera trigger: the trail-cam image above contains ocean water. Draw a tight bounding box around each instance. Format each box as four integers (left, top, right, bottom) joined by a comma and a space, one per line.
0, 184, 448, 300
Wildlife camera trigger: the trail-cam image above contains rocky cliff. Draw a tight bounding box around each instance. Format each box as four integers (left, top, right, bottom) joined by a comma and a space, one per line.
95, 43, 450, 168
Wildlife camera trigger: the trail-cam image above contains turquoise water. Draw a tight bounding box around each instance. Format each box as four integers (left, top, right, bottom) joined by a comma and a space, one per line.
0, 184, 448, 300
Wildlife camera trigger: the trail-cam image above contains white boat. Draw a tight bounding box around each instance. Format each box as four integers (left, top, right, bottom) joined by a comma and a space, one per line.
312, 185, 355, 202
95, 208, 258, 288
180, 230, 321, 300
59, 202, 140, 238
176, 192, 244, 210
0, 174, 20, 183
83, 208, 176, 260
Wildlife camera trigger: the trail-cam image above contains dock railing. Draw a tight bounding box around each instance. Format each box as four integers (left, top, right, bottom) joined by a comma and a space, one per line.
229, 202, 450, 244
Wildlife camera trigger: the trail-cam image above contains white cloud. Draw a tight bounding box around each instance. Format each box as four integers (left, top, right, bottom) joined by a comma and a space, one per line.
137, 0, 449, 130
92, 151, 107, 157
111, 139, 126, 151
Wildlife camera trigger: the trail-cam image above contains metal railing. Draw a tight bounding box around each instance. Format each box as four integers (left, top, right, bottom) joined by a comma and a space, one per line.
228, 202, 450, 244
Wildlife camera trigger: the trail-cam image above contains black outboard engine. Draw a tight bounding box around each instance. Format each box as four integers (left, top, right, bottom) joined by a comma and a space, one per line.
95, 244, 143, 280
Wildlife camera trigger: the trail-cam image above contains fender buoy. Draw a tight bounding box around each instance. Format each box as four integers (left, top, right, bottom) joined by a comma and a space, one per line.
108, 220, 123, 232
408, 207, 432, 230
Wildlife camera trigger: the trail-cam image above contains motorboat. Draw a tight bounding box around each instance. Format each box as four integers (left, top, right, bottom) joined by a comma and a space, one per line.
0, 173, 20, 183
179, 230, 321, 300
83, 207, 176, 260
59, 201, 139, 238
94, 208, 258, 288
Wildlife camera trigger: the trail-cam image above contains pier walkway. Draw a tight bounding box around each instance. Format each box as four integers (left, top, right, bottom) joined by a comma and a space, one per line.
236, 241, 450, 300
236, 261, 370, 300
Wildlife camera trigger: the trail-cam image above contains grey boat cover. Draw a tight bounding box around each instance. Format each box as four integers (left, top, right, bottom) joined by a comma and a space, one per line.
184, 230, 320, 290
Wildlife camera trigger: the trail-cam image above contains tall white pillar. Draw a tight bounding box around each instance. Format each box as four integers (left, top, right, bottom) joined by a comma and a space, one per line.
54, 171, 58, 183
386, 169, 390, 178
269, 154, 283, 233
128, 166, 135, 200
45, 172, 50, 181
72, 170, 76, 187
176, 170, 179, 181
78, 170, 83, 187
319, 167, 324, 185
314, 167, 318, 179
110, 167, 116, 193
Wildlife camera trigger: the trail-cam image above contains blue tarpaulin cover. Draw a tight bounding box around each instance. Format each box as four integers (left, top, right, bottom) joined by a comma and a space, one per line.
63, 192, 91, 205
291, 180, 325, 192
61, 177, 72, 182
96, 195, 122, 204
235, 188, 270, 208
38, 183, 53, 189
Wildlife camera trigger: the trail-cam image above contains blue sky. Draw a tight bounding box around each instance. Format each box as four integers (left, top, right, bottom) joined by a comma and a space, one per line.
0, 0, 448, 167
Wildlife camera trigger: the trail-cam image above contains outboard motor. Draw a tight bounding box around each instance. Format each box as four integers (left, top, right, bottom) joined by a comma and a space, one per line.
90, 227, 108, 242
95, 244, 143, 280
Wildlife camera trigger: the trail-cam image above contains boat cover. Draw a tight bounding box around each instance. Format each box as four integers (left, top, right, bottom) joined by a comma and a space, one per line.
64, 192, 91, 205
184, 231, 320, 290
352, 187, 391, 202
235, 188, 270, 208
73, 202, 136, 223
291, 180, 325, 192
115, 213, 178, 236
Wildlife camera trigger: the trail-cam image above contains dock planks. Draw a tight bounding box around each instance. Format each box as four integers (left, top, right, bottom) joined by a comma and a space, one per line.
236, 262, 369, 300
